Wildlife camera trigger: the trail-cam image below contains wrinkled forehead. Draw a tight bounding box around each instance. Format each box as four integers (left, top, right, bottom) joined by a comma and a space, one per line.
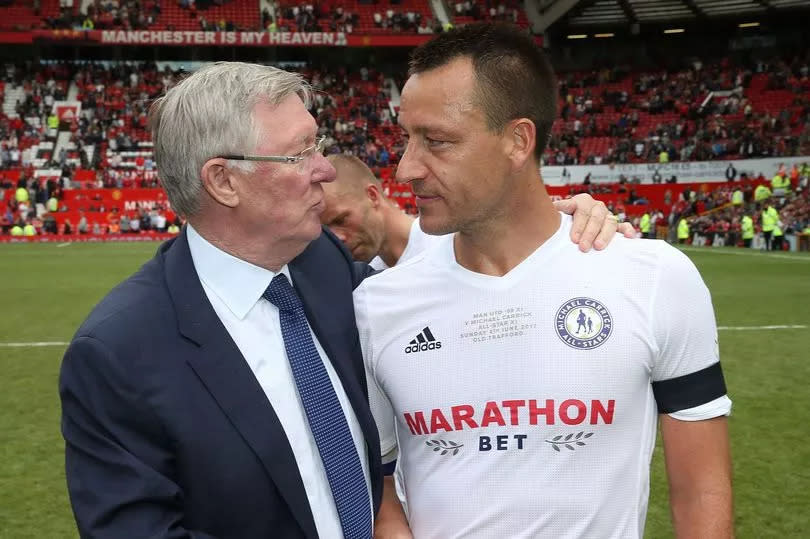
252, 95, 318, 151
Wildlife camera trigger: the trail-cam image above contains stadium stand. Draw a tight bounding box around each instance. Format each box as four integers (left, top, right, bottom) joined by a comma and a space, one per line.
545, 57, 810, 166
1, 51, 809, 239
0, 0, 527, 34
0, 0, 808, 247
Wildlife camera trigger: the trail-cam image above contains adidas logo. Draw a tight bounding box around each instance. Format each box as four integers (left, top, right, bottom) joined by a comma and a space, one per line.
405, 327, 442, 354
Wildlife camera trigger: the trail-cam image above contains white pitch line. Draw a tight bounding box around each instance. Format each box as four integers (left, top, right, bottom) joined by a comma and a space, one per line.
57, 242, 71, 247
679, 246, 810, 262
717, 325, 807, 331
0, 341, 69, 348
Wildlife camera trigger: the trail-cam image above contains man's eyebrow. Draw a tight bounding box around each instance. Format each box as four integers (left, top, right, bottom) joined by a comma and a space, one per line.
326, 211, 349, 225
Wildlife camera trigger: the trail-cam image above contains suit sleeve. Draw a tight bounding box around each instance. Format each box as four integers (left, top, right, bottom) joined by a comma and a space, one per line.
60, 336, 218, 539
319, 225, 378, 289
352, 261, 379, 289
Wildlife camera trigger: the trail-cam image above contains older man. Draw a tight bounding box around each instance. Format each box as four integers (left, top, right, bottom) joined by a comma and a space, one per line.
60, 62, 379, 539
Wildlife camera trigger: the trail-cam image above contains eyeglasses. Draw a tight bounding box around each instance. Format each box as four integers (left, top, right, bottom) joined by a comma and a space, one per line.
217, 136, 329, 174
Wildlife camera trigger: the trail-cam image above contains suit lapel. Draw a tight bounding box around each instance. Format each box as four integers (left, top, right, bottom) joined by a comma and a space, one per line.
163, 230, 318, 539
289, 262, 379, 451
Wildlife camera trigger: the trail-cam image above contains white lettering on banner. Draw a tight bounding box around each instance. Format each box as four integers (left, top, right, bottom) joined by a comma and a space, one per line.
124, 201, 157, 212
101, 30, 211, 44
268, 32, 343, 46
542, 156, 810, 185
100, 30, 348, 46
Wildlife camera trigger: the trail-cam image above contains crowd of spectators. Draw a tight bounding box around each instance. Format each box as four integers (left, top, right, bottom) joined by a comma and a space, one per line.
306, 66, 401, 167
1, 63, 72, 171
544, 53, 810, 167
0, 60, 401, 235
452, 0, 523, 24
268, 3, 360, 33
0, 169, 181, 236
2, 55, 810, 241
665, 164, 810, 248
26, 0, 529, 34
46, 1, 163, 31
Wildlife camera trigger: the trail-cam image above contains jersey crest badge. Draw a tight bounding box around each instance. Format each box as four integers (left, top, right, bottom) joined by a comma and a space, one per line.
555, 297, 613, 350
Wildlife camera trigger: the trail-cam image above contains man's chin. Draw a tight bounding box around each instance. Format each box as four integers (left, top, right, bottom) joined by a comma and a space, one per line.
418, 214, 455, 236
351, 246, 375, 263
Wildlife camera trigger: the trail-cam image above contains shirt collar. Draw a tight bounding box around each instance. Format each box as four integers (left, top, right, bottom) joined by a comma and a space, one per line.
186, 224, 291, 320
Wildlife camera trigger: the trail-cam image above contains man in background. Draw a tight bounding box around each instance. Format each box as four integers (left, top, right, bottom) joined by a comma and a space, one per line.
321, 155, 634, 269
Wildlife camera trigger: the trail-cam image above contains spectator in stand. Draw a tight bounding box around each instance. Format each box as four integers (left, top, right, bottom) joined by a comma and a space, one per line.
78, 212, 88, 234
129, 212, 140, 233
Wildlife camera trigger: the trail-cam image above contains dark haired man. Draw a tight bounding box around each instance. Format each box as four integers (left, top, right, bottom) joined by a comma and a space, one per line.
356, 24, 732, 538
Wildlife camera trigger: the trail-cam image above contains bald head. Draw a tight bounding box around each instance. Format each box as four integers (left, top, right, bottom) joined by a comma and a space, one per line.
321, 154, 388, 262
326, 154, 382, 199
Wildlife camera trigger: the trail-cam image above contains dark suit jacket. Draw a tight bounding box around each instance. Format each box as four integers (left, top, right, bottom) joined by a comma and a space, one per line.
60, 227, 381, 538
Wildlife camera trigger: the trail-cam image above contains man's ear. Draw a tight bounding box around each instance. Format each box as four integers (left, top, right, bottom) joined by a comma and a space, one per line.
506, 118, 537, 172
366, 183, 383, 208
201, 158, 239, 209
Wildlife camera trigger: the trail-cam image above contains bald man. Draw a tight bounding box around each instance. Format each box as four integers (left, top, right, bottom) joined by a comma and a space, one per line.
320, 154, 632, 269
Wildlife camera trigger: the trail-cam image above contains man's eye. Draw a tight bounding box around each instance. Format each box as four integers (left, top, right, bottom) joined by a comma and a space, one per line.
426, 137, 447, 148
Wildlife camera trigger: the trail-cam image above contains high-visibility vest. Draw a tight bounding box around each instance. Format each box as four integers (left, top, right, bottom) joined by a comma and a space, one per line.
754, 184, 771, 201
761, 209, 776, 232
640, 213, 650, 234
732, 190, 743, 205
741, 216, 754, 239
23, 224, 36, 236
10, 225, 23, 236
677, 219, 689, 239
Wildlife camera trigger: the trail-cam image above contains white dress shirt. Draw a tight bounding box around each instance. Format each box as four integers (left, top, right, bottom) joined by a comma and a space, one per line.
187, 225, 371, 538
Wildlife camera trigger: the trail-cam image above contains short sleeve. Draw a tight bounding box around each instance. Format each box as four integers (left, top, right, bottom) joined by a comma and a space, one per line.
649, 247, 731, 419
354, 284, 398, 462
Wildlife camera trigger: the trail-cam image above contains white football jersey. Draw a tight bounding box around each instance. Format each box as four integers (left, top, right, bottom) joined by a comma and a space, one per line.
369, 218, 438, 271
354, 214, 731, 539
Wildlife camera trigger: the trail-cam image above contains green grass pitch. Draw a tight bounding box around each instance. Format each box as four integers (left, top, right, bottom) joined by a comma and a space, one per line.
1, 242, 808, 538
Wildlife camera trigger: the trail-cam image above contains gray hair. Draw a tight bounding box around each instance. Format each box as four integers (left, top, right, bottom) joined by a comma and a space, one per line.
149, 62, 312, 218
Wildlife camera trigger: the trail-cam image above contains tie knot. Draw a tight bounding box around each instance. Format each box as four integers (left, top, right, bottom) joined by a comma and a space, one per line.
263, 273, 302, 313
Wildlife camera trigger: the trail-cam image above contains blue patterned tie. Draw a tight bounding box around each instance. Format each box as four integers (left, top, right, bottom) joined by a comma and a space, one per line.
263, 273, 372, 539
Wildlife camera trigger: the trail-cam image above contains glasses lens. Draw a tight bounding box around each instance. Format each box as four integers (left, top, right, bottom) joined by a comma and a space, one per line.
295, 138, 326, 174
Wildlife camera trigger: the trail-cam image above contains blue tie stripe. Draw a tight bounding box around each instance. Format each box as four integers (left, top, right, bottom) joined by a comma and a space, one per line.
263, 274, 372, 539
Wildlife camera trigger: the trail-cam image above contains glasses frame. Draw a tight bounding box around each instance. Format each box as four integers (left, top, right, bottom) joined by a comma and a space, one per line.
216, 136, 328, 165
